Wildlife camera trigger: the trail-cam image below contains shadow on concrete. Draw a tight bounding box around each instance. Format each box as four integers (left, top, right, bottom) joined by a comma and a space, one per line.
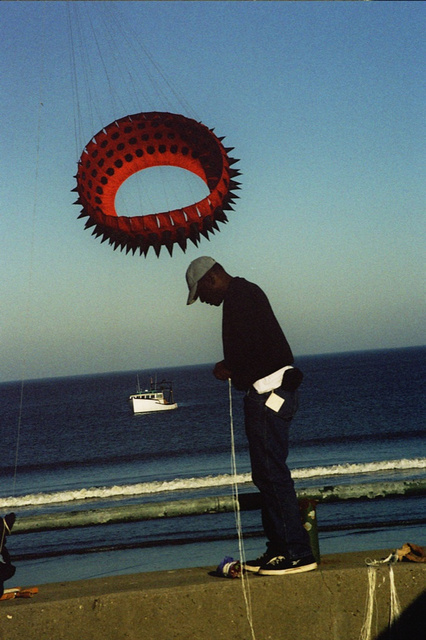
375, 590, 426, 640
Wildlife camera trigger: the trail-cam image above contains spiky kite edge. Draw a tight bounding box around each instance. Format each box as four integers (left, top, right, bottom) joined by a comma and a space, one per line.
73, 111, 241, 257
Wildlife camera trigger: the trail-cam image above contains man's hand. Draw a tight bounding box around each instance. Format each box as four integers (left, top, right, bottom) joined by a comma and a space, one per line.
213, 360, 232, 381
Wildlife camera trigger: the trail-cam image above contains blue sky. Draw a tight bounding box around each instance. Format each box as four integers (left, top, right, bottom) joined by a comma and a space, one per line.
1, 1, 424, 383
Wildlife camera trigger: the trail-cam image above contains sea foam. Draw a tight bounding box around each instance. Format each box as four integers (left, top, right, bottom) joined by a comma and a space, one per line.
1, 457, 424, 509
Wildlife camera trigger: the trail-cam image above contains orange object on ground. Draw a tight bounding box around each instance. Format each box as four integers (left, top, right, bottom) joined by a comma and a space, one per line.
0, 586, 38, 601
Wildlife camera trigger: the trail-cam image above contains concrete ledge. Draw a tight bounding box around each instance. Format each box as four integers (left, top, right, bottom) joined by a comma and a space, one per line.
0, 551, 424, 640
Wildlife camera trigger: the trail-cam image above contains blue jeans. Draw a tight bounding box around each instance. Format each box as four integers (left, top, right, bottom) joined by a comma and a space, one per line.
244, 385, 312, 560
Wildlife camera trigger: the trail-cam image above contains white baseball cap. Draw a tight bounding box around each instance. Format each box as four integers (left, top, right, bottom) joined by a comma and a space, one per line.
185, 256, 216, 305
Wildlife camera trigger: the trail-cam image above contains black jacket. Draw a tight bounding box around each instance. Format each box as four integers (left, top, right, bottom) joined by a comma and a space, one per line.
222, 277, 294, 391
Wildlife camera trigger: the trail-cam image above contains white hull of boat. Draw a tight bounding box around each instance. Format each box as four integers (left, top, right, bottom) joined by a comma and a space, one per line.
130, 395, 178, 414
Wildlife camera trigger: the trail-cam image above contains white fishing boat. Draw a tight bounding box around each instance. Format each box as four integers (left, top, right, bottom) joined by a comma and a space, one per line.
129, 376, 178, 414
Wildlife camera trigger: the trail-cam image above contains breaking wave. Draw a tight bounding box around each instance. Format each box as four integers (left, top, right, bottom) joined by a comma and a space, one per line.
1, 457, 424, 509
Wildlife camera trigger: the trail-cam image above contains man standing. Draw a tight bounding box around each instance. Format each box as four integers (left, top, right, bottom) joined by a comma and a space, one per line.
185, 256, 317, 575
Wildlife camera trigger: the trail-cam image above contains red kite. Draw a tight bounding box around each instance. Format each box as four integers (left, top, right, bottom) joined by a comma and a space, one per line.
74, 112, 240, 256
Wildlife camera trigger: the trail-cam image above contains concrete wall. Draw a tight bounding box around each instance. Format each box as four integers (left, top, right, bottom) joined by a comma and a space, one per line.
0, 551, 424, 640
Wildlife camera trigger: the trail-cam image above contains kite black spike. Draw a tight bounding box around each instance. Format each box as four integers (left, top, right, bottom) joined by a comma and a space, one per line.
228, 157, 240, 166
176, 227, 188, 252
78, 211, 89, 219
137, 236, 149, 257
136, 234, 149, 256
127, 240, 138, 256
148, 232, 162, 257
161, 230, 174, 257
202, 216, 214, 234
214, 210, 228, 223
143, 243, 152, 258
189, 222, 200, 243
92, 224, 104, 237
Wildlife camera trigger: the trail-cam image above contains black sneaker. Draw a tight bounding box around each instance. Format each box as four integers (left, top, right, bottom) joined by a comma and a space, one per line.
258, 555, 317, 576
243, 551, 275, 573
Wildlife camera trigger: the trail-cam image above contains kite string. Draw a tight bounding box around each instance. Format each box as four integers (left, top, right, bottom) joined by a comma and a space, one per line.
360, 554, 401, 640
388, 564, 401, 627
13, 2, 47, 496
359, 566, 377, 640
228, 379, 256, 640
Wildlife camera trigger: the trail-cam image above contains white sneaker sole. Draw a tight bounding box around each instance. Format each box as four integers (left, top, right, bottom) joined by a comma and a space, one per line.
258, 561, 318, 576
243, 564, 262, 573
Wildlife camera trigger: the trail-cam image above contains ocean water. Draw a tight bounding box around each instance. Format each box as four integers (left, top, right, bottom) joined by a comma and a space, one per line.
0, 346, 425, 586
